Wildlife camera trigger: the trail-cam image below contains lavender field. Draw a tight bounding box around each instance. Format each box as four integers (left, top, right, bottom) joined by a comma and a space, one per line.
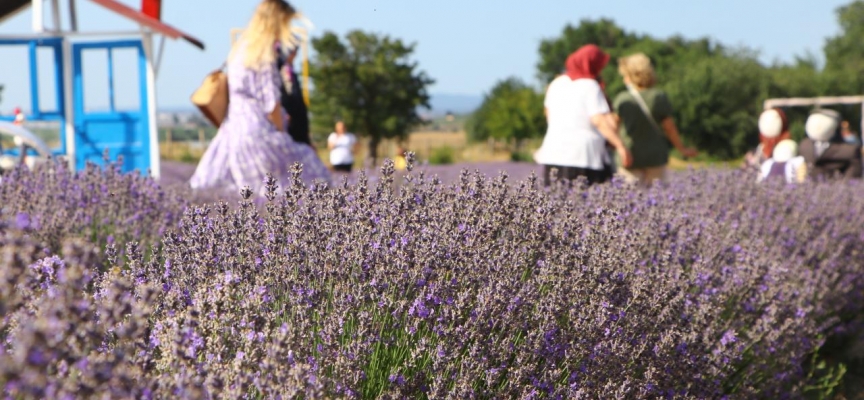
2, 159, 864, 398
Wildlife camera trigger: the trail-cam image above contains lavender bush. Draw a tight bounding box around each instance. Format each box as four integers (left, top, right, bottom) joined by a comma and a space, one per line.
2, 158, 864, 398
0, 158, 188, 262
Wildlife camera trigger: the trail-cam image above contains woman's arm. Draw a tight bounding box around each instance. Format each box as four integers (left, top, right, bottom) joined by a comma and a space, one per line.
327, 136, 336, 151
591, 113, 632, 168
604, 113, 620, 134
660, 117, 698, 158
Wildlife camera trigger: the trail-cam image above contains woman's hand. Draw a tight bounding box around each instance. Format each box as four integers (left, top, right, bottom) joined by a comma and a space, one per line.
617, 145, 633, 168
679, 147, 698, 159
591, 113, 631, 167
269, 106, 283, 132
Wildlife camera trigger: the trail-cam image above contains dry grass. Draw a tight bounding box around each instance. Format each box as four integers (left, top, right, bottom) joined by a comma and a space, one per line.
158, 132, 740, 171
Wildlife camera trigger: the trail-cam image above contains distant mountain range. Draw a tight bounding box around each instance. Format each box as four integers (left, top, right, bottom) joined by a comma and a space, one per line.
159, 93, 483, 118
424, 93, 483, 117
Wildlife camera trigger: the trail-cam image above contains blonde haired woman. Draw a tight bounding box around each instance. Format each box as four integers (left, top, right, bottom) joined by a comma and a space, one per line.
191, 0, 330, 195
613, 53, 697, 186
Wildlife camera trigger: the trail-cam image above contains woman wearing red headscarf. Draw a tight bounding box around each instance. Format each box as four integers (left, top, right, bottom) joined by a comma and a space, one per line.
534, 45, 632, 187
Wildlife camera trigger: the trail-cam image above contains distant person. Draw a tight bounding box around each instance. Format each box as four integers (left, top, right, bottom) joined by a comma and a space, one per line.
190, 0, 330, 195
328, 121, 358, 173
746, 108, 792, 171
613, 53, 697, 186
13, 107, 24, 126
841, 120, 861, 146
394, 146, 408, 171
275, 42, 312, 147
799, 109, 862, 179
758, 139, 806, 184
534, 44, 631, 187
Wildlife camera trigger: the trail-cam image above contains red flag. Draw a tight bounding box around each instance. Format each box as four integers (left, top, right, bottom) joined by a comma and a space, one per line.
141, 0, 161, 20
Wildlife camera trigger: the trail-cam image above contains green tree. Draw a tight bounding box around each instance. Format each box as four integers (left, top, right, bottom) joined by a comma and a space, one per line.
824, 0, 864, 94
525, 5, 862, 161
309, 30, 434, 164
467, 77, 545, 144
820, 1, 864, 132
536, 19, 638, 85
536, 20, 719, 94
664, 53, 770, 159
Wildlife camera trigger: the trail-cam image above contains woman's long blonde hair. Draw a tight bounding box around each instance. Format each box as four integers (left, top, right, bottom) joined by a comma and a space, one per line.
231, 0, 299, 69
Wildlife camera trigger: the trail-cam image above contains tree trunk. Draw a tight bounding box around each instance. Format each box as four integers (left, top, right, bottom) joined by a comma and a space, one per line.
368, 136, 380, 168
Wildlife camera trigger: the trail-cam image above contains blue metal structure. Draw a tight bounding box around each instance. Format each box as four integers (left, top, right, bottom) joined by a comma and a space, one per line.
0, 0, 205, 177
72, 40, 150, 173
0, 37, 66, 157
0, 37, 151, 173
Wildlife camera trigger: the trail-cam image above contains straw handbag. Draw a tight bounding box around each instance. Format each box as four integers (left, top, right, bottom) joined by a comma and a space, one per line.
191, 64, 228, 127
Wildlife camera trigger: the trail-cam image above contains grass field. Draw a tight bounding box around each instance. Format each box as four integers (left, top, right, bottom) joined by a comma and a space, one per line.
160, 130, 741, 171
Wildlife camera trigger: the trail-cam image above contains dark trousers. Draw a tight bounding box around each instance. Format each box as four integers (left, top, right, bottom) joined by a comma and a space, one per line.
333, 163, 353, 173
542, 164, 611, 187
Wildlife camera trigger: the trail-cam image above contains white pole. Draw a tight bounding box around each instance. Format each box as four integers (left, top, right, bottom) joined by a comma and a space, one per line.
32, 0, 44, 33
153, 34, 166, 78
68, 0, 77, 32
50, 0, 61, 31
62, 38, 76, 171
142, 31, 161, 179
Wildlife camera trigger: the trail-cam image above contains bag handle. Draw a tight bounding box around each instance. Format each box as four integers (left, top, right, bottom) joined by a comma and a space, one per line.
625, 84, 665, 140
215, 62, 226, 73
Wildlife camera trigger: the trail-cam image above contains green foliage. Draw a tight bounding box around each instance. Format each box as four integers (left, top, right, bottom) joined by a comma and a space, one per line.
820, 1, 864, 130
536, 19, 719, 98
310, 30, 434, 162
664, 53, 770, 159
510, 150, 534, 163
824, 1, 864, 94
467, 77, 546, 143
428, 146, 455, 165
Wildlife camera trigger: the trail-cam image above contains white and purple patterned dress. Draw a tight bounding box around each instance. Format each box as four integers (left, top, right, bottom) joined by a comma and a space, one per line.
190, 43, 330, 196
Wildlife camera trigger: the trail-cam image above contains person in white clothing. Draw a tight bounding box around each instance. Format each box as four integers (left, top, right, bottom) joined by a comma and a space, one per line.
328, 121, 359, 172
534, 45, 631, 187
758, 139, 806, 184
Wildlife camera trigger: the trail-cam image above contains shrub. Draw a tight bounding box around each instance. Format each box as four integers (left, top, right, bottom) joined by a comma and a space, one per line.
0, 158, 188, 263
428, 146, 455, 165
510, 150, 534, 163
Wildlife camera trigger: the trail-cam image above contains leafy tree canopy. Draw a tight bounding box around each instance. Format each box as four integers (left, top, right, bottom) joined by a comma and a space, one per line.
309, 30, 434, 162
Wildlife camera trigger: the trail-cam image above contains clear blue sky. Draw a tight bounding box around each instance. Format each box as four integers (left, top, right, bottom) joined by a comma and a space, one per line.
0, 0, 851, 112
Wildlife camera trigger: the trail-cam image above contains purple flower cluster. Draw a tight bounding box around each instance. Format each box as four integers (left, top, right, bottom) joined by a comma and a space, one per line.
0, 157, 188, 264
2, 157, 864, 398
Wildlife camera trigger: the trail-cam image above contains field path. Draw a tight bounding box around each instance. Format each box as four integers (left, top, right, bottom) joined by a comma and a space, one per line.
159, 160, 544, 188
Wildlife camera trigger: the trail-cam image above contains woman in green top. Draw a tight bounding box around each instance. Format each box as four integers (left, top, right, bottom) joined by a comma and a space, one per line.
613, 53, 697, 186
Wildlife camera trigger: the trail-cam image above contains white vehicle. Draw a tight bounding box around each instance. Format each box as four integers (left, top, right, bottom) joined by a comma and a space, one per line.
0, 121, 53, 172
